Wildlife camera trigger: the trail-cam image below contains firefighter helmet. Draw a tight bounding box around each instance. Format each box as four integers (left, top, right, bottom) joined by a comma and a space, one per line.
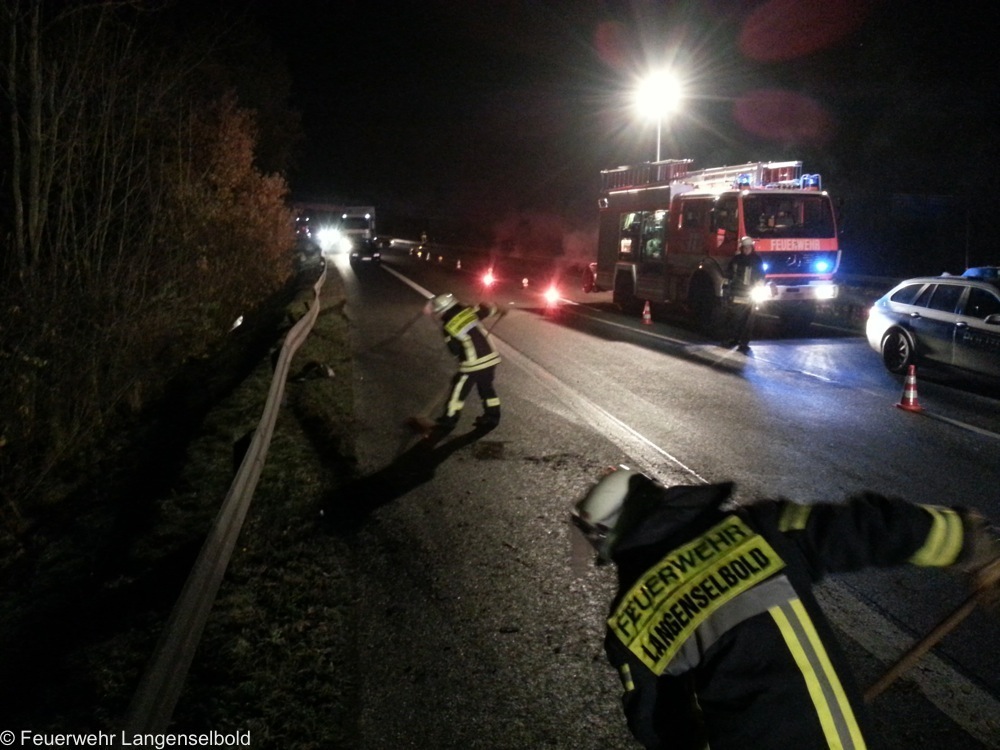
430, 293, 457, 315
739, 236, 755, 249
573, 466, 648, 561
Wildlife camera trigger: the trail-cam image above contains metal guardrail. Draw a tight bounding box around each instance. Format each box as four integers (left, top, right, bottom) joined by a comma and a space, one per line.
820, 273, 903, 330
118, 255, 898, 731
125, 263, 328, 733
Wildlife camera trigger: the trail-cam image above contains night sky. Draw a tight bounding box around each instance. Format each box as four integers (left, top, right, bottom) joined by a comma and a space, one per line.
233, 0, 996, 262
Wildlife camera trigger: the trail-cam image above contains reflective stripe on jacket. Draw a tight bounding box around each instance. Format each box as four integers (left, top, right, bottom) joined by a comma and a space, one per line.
605, 483, 969, 750
441, 303, 501, 372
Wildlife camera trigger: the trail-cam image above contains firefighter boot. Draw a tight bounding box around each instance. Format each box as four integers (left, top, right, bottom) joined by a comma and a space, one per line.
426, 416, 457, 440
474, 412, 500, 431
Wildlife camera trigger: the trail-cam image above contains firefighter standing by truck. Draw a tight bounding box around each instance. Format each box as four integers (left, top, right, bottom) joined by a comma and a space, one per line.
572, 467, 1000, 750
725, 236, 766, 353
427, 293, 503, 435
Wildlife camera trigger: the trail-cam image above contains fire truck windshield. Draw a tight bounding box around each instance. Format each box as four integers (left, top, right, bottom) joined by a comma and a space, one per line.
743, 193, 835, 240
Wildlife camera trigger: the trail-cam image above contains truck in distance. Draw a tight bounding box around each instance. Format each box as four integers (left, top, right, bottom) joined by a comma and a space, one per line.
338, 206, 376, 250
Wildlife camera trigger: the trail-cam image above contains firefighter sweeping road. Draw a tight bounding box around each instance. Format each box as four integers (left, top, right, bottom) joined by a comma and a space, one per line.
330, 246, 1000, 749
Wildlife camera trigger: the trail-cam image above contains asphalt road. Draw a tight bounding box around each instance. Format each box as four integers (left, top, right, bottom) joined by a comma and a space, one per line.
330, 247, 1000, 749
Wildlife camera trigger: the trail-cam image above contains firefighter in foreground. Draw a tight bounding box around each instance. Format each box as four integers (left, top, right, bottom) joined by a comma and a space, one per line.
426, 292, 503, 434
725, 236, 766, 353
572, 467, 1000, 750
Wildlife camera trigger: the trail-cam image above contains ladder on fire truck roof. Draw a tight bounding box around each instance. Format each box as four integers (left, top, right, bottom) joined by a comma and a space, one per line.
600, 159, 821, 193
601, 159, 692, 192
674, 160, 809, 192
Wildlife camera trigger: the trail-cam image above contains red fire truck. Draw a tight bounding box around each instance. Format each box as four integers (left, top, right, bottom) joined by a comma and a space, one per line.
584, 159, 840, 332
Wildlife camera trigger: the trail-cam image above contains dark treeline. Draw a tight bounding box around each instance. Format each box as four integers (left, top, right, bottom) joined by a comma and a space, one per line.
0, 1, 301, 534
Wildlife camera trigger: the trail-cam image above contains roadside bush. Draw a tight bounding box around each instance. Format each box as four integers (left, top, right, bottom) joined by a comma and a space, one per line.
0, 2, 295, 538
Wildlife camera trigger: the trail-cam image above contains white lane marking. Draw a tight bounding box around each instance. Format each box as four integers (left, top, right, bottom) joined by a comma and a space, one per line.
493, 337, 707, 486
382, 264, 435, 299
384, 264, 1000, 740
492, 329, 1000, 746
562, 303, 1000, 442
817, 581, 1000, 748
558, 299, 691, 346
922, 411, 1000, 440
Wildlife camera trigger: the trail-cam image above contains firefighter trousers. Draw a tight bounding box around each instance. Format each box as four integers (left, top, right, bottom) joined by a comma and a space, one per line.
439, 367, 500, 427
726, 300, 755, 348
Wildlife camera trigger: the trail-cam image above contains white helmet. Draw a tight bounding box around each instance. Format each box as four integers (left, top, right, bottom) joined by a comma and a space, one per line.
739, 236, 754, 249
572, 466, 648, 561
429, 293, 457, 315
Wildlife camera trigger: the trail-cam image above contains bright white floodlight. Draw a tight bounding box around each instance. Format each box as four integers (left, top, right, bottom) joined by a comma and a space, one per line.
634, 70, 683, 161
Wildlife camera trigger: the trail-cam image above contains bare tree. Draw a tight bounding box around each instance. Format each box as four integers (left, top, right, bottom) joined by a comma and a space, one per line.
0, 0, 294, 531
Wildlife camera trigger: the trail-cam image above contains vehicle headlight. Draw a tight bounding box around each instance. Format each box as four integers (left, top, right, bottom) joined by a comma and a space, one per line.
339, 236, 353, 253
750, 284, 773, 304
316, 227, 339, 249
814, 284, 837, 300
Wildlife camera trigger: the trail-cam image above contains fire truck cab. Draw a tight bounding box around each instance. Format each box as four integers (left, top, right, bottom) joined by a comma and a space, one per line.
589, 159, 840, 333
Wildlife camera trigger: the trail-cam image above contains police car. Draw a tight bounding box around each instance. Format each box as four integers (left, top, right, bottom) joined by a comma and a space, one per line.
866, 274, 1000, 379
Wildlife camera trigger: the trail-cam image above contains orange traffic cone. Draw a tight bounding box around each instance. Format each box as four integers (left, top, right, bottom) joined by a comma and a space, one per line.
895, 365, 923, 413
642, 300, 652, 325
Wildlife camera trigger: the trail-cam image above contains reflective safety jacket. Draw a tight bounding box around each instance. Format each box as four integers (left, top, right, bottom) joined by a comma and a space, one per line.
603, 481, 972, 750
439, 302, 501, 373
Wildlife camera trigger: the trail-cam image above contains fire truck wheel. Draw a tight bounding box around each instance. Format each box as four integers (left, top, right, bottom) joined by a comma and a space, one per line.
613, 274, 641, 315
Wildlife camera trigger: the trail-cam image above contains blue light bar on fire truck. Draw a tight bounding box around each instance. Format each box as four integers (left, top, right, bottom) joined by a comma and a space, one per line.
734, 171, 821, 191
761, 254, 837, 275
